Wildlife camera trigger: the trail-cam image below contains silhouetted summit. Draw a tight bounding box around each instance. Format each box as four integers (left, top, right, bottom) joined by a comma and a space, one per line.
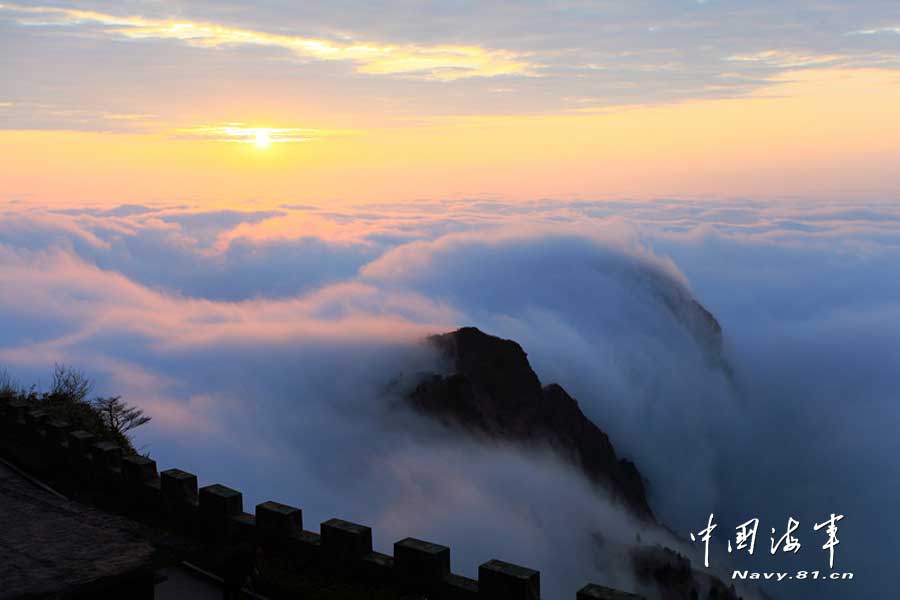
410, 326, 653, 520
408, 327, 748, 600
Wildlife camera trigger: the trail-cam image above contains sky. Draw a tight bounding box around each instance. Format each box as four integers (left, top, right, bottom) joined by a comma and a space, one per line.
3, 0, 900, 205
3, 3, 900, 600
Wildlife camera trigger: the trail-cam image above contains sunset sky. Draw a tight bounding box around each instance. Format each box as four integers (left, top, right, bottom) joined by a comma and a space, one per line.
3, 5, 900, 599
3, 1, 900, 207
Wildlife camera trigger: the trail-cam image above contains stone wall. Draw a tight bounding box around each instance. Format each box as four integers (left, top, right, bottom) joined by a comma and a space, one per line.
0, 396, 644, 600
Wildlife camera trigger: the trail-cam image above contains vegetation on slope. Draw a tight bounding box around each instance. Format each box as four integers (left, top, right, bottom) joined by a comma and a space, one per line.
0, 364, 151, 454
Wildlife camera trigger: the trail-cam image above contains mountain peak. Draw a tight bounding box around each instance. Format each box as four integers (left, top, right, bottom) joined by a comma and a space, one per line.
410, 327, 654, 520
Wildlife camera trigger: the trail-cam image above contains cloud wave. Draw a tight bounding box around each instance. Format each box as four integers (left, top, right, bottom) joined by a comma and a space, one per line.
1, 198, 897, 599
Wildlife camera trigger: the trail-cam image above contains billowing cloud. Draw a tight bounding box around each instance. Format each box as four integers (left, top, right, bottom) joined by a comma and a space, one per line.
1, 198, 897, 599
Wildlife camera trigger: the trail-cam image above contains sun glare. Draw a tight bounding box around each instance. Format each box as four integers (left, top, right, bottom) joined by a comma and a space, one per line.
254, 129, 270, 149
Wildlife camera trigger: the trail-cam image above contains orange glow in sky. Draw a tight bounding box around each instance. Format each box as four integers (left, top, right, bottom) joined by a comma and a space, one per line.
4, 68, 900, 208
2, 3, 900, 208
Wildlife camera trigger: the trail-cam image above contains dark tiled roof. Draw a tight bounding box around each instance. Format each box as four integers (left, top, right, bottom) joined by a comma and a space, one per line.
0, 462, 158, 599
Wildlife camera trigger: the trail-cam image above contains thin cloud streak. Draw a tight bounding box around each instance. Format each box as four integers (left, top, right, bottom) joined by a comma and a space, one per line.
0, 2, 538, 81
851, 26, 900, 35
725, 50, 847, 68
172, 123, 330, 144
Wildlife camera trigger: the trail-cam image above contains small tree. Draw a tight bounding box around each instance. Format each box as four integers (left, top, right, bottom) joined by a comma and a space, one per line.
4, 364, 152, 454
0, 368, 16, 401
49, 364, 92, 404
92, 396, 152, 437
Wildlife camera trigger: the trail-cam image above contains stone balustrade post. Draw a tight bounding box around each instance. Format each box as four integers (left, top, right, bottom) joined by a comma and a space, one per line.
478, 559, 540, 600
90, 441, 123, 502
121, 455, 160, 516
160, 468, 198, 534
44, 419, 71, 447
122, 455, 158, 483
7, 399, 28, 425
199, 483, 244, 543
67, 430, 96, 461
24, 408, 48, 431
256, 500, 302, 549
321, 518, 372, 571
394, 537, 450, 593
91, 441, 122, 471
577, 584, 645, 600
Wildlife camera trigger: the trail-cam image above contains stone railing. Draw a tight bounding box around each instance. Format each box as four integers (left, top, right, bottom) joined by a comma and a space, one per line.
0, 396, 644, 600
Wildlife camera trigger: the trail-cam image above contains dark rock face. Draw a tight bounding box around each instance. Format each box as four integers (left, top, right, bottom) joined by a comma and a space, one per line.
409, 327, 654, 520
631, 546, 744, 600
408, 327, 751, 600
631, 546, 698, 600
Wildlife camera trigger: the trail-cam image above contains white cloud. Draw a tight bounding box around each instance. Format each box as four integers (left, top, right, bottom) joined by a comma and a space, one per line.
851, 26, 900, 35
1, 198, 897, 599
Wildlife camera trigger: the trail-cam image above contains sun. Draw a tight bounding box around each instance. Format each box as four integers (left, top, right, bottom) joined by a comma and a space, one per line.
254, 129, 271, 149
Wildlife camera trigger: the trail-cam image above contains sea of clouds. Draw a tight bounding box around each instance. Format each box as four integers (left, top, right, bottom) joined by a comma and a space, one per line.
1, 198, 897, 599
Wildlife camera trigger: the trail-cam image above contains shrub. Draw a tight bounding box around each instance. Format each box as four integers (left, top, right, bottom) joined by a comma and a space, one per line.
3, 364, 151, 454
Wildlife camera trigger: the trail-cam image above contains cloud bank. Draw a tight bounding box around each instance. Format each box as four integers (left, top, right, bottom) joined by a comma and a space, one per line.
6, 0, 900, 133
0, 2, 536, 81
1, 198, 897, 599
